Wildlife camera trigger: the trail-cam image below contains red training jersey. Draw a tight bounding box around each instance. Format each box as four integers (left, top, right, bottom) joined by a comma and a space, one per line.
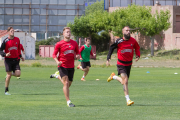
52, 39, 79, 68
79, 45, 93, 58
0, 37, 21, 60
107, 37, 140, 66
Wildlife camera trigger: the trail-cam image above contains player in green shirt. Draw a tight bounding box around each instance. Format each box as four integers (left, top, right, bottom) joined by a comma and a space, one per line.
77, 37, 96, 81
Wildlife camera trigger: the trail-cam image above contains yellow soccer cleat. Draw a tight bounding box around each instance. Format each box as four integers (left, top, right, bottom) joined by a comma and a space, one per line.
107, 72, 115, 82
55, 71, 59, 76
127, 100, 134, 106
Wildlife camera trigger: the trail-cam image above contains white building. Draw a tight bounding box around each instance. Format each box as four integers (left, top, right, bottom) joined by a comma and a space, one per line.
0, 30, 35, 60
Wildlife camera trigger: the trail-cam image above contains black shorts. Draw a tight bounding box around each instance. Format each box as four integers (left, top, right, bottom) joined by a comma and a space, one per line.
58, 67, 75, 81
4, 59, 21, 72
18, 59, 20, 64
117, 65, 131, 78
81, 61, 91, 69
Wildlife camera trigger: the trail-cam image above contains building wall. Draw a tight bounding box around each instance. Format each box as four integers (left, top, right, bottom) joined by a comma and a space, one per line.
109, 5, 180, 50
0, 32, 35, 60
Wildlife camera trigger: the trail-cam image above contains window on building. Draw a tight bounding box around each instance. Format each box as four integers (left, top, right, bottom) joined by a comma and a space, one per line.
176, 15, 180, 33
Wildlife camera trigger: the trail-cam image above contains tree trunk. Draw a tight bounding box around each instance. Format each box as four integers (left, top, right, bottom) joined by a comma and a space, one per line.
151, 36, 154, 56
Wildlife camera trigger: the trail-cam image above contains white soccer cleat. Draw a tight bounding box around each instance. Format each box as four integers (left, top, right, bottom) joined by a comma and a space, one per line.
5, 92, 11, 95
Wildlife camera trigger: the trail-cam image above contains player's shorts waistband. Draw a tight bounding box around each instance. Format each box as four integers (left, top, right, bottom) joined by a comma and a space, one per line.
5, 58, 18, 61
118, 59, 132, 64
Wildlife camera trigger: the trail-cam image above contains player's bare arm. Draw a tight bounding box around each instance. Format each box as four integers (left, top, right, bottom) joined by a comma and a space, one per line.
21, 57, 25, 61
76, 54, 80, 60
93, 53, 96, 57
54, 57, 62, 66
135, 56, 140, 62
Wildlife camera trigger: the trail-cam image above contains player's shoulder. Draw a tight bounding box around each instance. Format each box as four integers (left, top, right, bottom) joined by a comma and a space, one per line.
57, 40, 64, 44
115, 38, 124, 44
3, 37, 9, 43
130, 37, 136, 41
14, 36, 20, 40
70, 39, 78, 44
129, 37, 137, 42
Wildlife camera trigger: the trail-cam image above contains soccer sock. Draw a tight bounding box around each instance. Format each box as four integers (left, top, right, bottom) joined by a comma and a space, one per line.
55, 75, 59, 79
125, 95, 130, 102
82, 75, 85, 78
112, 75, 118, 80
5, 87, 9, 92
67, 100, 71, 105
80, 66, 82, 69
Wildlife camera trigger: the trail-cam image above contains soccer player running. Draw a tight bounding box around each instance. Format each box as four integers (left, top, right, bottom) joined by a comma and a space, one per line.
77, 37, 96, 81
106, 26, 140, 106
0, 27, 24, 95
52, 27, 80, 107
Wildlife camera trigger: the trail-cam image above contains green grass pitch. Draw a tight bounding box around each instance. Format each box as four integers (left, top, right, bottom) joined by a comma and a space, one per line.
0, 67, 180, 120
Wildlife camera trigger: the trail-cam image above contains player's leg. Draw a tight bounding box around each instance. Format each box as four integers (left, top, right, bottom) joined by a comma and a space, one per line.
107, 72, 123, 82
83, 66, 89, 77
121, 65, 134, 106
4, 60, 12, 95
66, 68, 75, 107
58, 67, 75, 107
57, 75, 63, 83
50, 71, 60, 78
5, 72, 12, 95
13, 70, 21, 77
107, 65, 134, 106
16, 59, 21, 79
80, 62, 89, 81
12, 60, 21, 77
61, 75, 70, 101
83, 62, 91, 79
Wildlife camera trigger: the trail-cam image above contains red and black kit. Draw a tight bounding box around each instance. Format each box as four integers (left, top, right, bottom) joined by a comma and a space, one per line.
0, 37, 22, 72
107, 37, 140, 77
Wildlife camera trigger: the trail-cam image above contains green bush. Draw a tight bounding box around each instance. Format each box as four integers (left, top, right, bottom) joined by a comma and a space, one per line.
31, 62, 42, 67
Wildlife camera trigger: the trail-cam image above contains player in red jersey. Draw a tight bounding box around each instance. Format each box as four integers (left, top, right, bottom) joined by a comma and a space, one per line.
0, 27, 24, 95
52, 27, 80, 107
106, 26, 140, 106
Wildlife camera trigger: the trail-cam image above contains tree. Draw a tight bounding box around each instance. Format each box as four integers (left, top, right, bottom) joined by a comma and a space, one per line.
67, 0, 108, 38
85, 0, 104, 16
68, 3, 171, 54
109, 4, 171, 56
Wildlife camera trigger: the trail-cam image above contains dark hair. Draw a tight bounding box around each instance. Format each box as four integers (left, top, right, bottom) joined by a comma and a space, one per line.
86, 37, 91, 41
7, 26, 13, 32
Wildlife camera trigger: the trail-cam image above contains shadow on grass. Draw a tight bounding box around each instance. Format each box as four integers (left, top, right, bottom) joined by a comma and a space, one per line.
21, 93, 60, 95
77, 104, 180, 107
77, 105, 120, 107
134, 104, 180, 106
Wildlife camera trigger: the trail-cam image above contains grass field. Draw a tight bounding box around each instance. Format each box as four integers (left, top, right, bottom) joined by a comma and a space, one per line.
0, 66, 180, 120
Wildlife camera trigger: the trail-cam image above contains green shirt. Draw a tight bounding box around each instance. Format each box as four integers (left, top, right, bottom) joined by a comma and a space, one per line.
81, 45, 92, 62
